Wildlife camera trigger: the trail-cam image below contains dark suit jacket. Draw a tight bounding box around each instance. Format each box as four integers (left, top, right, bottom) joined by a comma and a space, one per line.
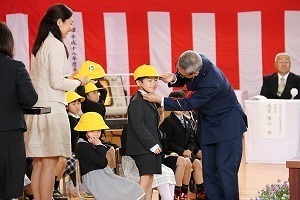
160, 112, 195, 156
165, 54, 248, 145
0, 53, 38, 132
125, 91, 161, 155
260, 72, 300, 99
68, 115, 80, 153
81, 98, 106, 119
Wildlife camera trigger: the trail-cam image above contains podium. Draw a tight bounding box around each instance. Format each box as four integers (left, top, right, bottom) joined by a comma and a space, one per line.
286, 156, 300, 200
244, 100, 300, 164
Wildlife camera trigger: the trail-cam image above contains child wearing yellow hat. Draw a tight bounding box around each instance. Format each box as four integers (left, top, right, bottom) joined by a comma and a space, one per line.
75, 60, 108, 106
63, 91, 86, 196
124, 64, 162, 200
65, 91, 85, 156
75, 112, 144, 200
81, 82, 105, 117
80, 82, 118, 170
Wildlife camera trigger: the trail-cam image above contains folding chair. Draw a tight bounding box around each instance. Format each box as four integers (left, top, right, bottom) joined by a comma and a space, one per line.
115, 147, 122, 175
75, 161, 95, 200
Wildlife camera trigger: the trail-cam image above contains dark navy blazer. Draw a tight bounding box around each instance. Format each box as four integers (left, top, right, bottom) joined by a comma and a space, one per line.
164, 54, 247, 145
126, 91, 161, 155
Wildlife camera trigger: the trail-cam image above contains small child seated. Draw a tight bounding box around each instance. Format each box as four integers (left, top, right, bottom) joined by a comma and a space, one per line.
160, 90, 206, 200
81, 82, 118, 169
75, 112, 144, 200
63, 91, 86, 196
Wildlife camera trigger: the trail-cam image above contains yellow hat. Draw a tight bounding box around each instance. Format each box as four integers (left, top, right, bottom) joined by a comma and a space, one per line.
84, 82, 100, 93
133, 64, 160, 81
74, 112, 109, 131
73, 60, 106, 80
66, 91, 85, 104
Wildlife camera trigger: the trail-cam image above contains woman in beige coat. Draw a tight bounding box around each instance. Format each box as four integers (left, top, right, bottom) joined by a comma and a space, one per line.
25, 4, 88, 200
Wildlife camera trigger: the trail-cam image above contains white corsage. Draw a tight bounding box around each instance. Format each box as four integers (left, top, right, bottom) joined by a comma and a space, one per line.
290, 88, 298, 99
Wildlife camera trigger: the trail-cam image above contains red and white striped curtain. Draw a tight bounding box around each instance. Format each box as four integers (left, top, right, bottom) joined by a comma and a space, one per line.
1, 0, 300, 98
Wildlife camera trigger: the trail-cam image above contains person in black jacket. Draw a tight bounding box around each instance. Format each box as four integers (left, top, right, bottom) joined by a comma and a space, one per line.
80, 82, 118, 169
260, 52, 300, 99
63, 91, 85, 196
160, 90, 206, 200
75, 112, 144, 200
125, 65, 162, 200
74, 60, 108, 106
0, 21, 38, 200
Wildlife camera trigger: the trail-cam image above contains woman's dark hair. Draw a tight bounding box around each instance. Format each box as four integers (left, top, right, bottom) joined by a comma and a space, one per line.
32, 4, 73, 57
0, 22, 14, 58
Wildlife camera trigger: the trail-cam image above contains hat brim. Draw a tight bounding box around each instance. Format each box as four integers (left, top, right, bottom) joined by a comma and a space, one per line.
67, 97, 85, 104
74, 123, 109, 131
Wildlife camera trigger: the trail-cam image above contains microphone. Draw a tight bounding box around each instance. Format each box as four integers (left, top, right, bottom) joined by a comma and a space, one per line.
290, 88, 298, 99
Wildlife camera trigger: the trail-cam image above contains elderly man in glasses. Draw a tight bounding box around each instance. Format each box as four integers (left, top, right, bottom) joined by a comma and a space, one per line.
260, 52, 300, 99
143, 50, 247, 200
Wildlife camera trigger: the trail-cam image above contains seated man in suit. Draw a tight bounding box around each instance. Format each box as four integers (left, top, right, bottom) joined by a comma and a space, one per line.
260, 52, 300, 99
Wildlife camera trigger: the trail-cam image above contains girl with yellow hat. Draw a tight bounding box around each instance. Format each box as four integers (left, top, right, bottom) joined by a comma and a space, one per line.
75, 112, 144, 200
80, 82, 118, 170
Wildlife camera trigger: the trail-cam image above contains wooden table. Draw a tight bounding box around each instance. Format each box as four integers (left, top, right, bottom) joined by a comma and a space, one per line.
286, 155, 300, 200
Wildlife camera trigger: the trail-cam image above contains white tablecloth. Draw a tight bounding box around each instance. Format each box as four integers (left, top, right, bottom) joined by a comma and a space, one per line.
244, 100, 300, 164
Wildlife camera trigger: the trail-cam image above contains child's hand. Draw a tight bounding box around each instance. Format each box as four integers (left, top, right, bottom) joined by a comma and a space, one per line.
196, 150, 202, 159
170, 152, 179, 156
183, 149, 192, 158
154, 146, 162, 154
88, 137, 102, 145
170, 152, 179, 157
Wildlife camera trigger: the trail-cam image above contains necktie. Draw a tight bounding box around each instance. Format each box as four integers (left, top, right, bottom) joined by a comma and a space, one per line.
277, 77, 285, 96
180, 118, 185, 128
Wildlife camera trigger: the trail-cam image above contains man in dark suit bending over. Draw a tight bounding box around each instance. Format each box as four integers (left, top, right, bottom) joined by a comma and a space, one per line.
143, 50, 248, 200
260, 52, 300, 99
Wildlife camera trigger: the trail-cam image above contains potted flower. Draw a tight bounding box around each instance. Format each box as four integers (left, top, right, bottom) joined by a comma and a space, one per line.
251, 179, 289, 200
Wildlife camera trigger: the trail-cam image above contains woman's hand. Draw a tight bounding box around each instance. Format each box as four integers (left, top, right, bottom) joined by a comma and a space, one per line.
78, 75, 90, 86
67, 71, 79, 79
67, 71, 90, 86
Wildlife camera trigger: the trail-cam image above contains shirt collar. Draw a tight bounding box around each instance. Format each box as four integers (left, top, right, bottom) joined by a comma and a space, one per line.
174, 113, 184, 120
68, 112, 80, 119
277, 73, 289, 83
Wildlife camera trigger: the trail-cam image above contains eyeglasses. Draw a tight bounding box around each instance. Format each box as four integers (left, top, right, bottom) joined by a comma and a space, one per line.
276, 61, 290, 64
175, 61, 194, 78
177, 70, 193, 78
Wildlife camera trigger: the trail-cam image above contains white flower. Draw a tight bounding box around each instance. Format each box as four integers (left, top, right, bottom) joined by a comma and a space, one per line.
290, 88, 298, 99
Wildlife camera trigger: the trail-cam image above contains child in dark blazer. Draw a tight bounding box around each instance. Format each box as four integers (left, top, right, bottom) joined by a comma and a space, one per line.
125, 64, 162, 200
80, 82, 117, 169
160, 90, 206, 200
63, 91, 85, 196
